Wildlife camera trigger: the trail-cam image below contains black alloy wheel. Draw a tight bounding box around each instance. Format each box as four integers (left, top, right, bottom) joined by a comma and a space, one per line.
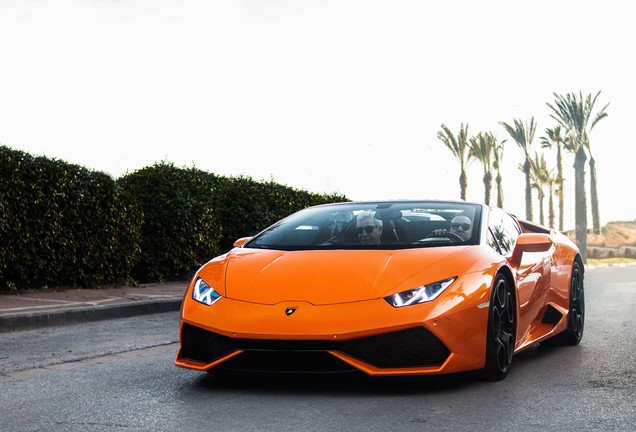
482, 273, 516, 380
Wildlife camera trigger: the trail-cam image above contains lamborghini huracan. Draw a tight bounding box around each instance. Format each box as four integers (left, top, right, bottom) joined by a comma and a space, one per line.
175, 200, 584, 380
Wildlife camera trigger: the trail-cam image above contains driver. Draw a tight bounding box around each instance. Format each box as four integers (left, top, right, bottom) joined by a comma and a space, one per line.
432, 215, 473, 241
355, 211, 383, 245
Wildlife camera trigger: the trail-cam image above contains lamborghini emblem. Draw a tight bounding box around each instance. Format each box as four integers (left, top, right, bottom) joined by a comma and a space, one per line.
285, 307, 297, 316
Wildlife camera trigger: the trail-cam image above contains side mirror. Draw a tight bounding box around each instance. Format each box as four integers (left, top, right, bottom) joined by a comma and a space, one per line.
508, 233, 553, 267
233, 237, 253, 248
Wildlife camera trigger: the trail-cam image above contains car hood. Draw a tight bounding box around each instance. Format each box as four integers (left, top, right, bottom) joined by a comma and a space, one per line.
219, 246, 473, 305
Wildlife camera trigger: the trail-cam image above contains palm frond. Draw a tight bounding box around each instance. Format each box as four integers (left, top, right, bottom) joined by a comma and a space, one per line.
500, 117, 535, 156
437, 123, 473, 169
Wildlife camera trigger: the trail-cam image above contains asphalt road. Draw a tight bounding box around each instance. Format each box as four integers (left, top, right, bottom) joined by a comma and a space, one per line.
0, 265, 634, 432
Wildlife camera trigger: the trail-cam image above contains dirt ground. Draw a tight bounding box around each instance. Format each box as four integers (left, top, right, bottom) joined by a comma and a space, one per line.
565, 221, 636, 259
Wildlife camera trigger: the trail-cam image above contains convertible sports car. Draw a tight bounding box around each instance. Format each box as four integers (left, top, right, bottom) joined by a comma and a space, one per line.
175, 200, 584, 380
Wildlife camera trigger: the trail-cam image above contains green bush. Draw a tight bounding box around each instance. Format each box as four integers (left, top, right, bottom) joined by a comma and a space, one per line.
0, 146, 141, 290
213, 175, 347, 252
0, 146, 347, 291
118, 163, 222, 283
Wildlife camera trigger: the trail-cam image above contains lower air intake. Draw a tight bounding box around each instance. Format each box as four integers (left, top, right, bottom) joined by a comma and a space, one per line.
181, 323, 450, 370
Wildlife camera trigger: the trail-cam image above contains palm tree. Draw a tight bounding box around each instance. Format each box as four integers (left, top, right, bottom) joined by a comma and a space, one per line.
500, 117, 536, 221
540, 126, 566, 231
528, 152, 549, 226
468, 132, 494, 205
546, 169, 558, 230
547, 92, 607, 261
492, 135, 507, 208
437, 124, 473, 200
583, 94, 609, 235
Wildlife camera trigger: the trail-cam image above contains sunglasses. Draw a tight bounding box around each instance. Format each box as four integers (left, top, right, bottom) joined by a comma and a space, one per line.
356, 225, 376, 234
451, 223, 471, 231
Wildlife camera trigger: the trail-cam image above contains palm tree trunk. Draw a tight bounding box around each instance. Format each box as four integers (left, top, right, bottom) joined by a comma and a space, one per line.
496, 173, 503, 208
589, 156, 601, 235
557, 145, 564, 231
459, 170, 467, 201
574, 147, 588, 263
538, 191, 545, 226
524, 159, 533, 221
548, 189, 555, 228
483, 173, 492, 205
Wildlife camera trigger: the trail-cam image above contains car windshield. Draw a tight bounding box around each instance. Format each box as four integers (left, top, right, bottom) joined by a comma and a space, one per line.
246, 201, 481, 250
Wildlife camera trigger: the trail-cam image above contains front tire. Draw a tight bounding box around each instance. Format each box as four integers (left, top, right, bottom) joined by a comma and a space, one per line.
482, 274, 516, 381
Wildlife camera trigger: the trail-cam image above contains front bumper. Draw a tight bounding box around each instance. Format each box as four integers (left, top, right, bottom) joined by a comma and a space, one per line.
174, 272, 492, 376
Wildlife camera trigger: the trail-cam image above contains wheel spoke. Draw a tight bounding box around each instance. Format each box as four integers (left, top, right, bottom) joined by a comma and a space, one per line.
506, 292, 514, 324
496, 281, 506, 308
576, 284, 584, 305
495, 319, 514, 371
499, 331, 514, 364
492, 307, 501, 340
574, 312, 583, 335
571, 271, 581, 303
495, 339, 507, 370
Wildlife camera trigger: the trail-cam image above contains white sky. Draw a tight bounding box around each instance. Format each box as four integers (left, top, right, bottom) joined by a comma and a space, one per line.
1, 0, 633, 230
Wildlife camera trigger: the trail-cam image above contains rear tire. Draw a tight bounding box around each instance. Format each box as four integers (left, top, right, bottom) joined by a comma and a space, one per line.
481, 274, 516, 381
542, 261, 585, 346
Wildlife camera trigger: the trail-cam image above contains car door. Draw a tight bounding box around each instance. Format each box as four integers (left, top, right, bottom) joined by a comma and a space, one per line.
487, 208, 552, 346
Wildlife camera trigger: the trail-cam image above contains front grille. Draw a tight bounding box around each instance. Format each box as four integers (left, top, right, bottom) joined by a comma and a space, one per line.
337, 327, 450, 368
181, 323, 450, 370
181, 323, 238, 363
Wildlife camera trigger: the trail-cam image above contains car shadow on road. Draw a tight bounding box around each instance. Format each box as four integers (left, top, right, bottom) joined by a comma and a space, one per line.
188, 369, 484, 395
181, 342, 586, 395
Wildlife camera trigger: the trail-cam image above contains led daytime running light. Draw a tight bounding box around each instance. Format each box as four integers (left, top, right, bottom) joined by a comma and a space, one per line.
385, 277, 456, 307
192, 277, 221, 306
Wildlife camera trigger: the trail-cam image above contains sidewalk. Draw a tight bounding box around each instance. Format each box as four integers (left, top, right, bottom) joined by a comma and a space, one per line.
0, 282, 188, 332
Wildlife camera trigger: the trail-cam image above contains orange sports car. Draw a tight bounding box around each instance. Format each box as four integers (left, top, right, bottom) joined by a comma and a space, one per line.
175, 200, 584, 380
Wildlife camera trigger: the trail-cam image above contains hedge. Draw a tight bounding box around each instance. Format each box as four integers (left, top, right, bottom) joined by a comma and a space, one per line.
0, 146, 348, 291
0, 146, 141, 290
117, 163, 223, 283
212, 175, 348, 252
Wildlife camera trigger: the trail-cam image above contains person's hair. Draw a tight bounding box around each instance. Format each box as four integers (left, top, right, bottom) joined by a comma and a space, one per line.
356, 211, 383, 228
452, 215, 471, 224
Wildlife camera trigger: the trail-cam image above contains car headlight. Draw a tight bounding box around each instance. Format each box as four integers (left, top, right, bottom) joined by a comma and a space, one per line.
385, 277, 457, 307
192, 277, 222, 306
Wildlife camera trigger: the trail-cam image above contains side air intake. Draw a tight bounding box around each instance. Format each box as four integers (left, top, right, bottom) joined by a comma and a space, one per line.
541, 304, 564, 325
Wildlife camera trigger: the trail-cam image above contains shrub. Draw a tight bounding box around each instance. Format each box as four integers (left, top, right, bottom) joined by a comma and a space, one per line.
0, 146, 141, 290
213, 175, 347, 252
0, 146, 347, 291
118, 163, 222, 282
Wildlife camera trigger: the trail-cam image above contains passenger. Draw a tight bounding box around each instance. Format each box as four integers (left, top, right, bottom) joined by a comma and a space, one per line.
432, 215, 473, 241
355, 212, 383, 245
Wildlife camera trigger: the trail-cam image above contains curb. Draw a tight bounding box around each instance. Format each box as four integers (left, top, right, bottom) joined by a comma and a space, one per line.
0, 298, 182, 332
585, 261, 636, 270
